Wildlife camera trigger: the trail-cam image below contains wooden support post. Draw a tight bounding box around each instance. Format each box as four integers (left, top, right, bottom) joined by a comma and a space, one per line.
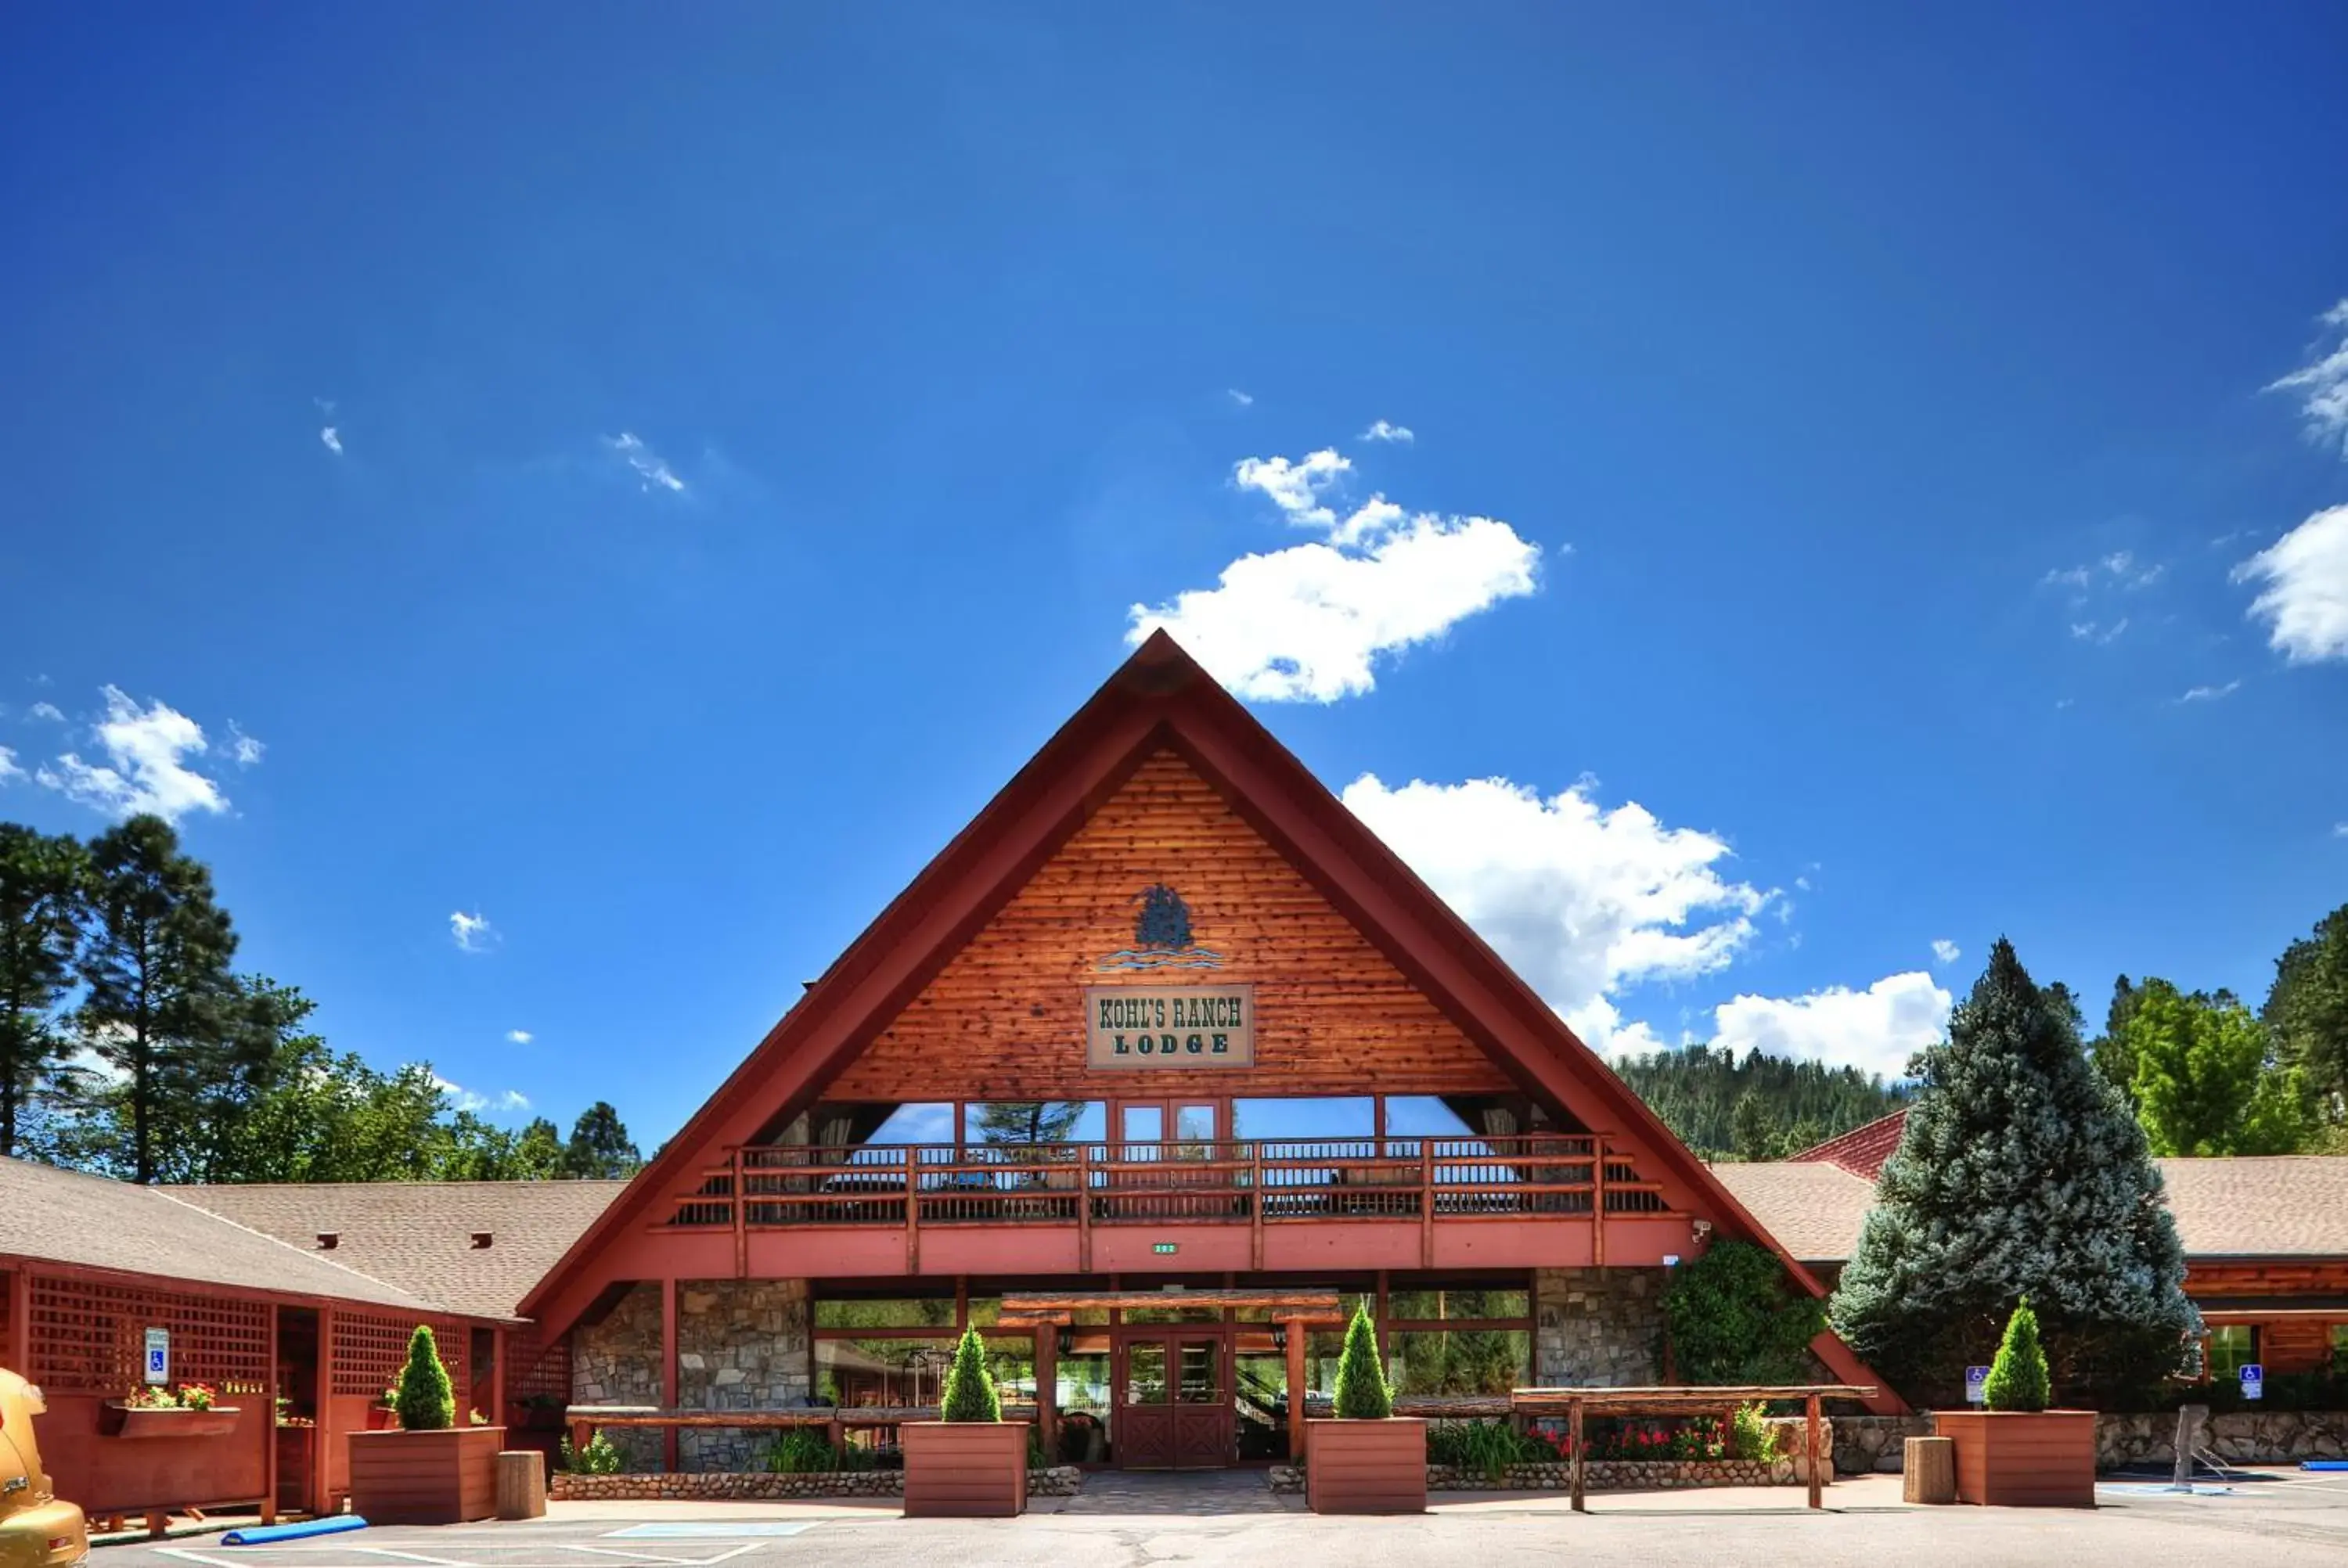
312, 1306, 337, 1519
1249, 1143, 1265, 1271
1591, 1137, 1607, 1267
1078, 1144, 1093, 1273
731, 1146, 748, 1279
5, 1270, 30, 1373
904, 1153, 921, 1275
661, 1278, 680, 1473
1284, 1318, 1309, 1462
1035, 1322, 1057, 1463
491, 1325, 508, 1429
1805, 1392, 1822, 1510
261, 1307, 279, 1525
1419, 1141, 1435, 1268
1568, 1398, 1586, 1513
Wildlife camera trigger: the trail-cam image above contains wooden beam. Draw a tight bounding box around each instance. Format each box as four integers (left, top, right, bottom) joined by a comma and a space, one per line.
1035, 1322, 1057, 1462
660, 1278, 679, 1473
1592, 1136, 1607, 1268
312, 1306, 336, 1519
1806, 1391, 1823, 1510
1284, 1318, 1308, 1463
1568, 1398, 1585, 1513
260, 1305, 279, 1526
1003, 1289, 1342, 1311
731, 1147, 747, 1279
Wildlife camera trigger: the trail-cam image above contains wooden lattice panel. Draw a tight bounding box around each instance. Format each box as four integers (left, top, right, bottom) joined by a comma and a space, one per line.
331, 1311, 469, 1397
503, 1322, 570, 1404
27, 1274, 268, 1395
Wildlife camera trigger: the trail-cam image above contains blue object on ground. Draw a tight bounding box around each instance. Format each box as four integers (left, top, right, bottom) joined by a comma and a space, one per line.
2303, 1460, 2348, 1472
221, 1516, 370, 1545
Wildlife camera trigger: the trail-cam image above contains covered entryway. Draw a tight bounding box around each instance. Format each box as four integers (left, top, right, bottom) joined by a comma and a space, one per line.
1001, 1289, 1341, 1471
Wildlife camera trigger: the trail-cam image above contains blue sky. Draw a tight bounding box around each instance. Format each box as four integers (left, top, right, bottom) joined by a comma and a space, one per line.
3, 3, 2345, 1144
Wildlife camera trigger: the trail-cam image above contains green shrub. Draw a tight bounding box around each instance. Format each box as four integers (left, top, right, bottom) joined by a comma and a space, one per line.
560, 1432, 624, 1475
1331, 1302, 1393, 1420
393, 1325, 456, 1432
1662, 1240, 1828, 1383
1424, 1420, 1540, 1480
939, 1325, 1002, 1422
1983, 1298, 2052, 1412
1728, 1402, 1779, 1462
765, 1429, 841, 1473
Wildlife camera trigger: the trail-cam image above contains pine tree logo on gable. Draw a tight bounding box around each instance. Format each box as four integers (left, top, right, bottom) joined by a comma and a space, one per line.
1097, 883, 1224, 971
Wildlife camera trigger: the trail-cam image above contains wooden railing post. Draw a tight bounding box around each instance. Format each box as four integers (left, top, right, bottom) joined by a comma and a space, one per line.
1420, 1141, 1435, 1269
1592, 1136, 1608, 1268
1077, 1143, 1093, 1273
1250, 1144, 1266, 1271
903, 1149, 920, 1275
731, 1146, 747, 1279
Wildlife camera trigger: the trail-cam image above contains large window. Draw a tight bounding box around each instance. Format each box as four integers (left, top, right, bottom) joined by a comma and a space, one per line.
1231, 1098, 1375, 1140
2206, 1325, 2258, 1379
965, 1101, 1105, 1146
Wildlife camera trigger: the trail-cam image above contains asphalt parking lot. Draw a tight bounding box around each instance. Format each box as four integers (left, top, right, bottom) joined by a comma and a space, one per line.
93, 1469, 2348, 1568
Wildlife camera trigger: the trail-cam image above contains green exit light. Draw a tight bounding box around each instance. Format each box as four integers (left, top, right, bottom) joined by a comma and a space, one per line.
1153, 1243, 1178, 1255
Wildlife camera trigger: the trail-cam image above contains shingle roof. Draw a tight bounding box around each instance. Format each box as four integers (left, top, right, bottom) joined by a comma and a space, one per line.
1707, 1160, 1878, 1262
1717, 1155, 2348, 1264
0, 1156, 444, 1313
1790, 1109, 1909, 1180
168, 1180, 628, 1320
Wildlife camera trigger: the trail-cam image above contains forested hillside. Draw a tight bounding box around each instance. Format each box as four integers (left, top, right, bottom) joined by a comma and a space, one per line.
1613, 1044, 1912, 1161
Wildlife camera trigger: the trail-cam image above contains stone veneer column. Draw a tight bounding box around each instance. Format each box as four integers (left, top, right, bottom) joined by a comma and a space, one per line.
1534, 1267, 1665, 1386
675, 1280, 812, 1471
571, 1282, 666, 1472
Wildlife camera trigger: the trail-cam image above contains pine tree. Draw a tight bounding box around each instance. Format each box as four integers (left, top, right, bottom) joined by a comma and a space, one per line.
75, 816, 239, 1183
2266, 904, 2348, 1128
0, 825, 87, 1158
1331, 1302, 1393, 1420
1982, 1298, 2052, 1412
563, 1101, 643, 1178
394, 1323, 456, 1431
938, 1325, 1001, 1422
1828, 940, 2198, 1407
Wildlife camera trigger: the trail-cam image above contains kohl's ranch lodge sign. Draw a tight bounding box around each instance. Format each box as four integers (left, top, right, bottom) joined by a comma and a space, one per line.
1085, 984, 1255, 1067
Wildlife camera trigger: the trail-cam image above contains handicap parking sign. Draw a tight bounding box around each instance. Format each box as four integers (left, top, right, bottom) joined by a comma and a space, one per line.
142, 1327, 169, 1385
1964, 1365, 1990, 1404
2240, 1363, 2263, 1401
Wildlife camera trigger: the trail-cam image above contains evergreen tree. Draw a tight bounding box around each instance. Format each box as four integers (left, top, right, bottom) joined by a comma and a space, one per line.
938, 1325, 1001, 1422
1331, 1302, 1393, 1419
1612, 1043, 1910, 1160
75, 815, 239, 1182
0, 825, 87, 1158
2126, 979, 2311, 1156
563, 1101, 642, 1178
1728, 1089, 1778, 1163
1829, 940, 2197, 1407
971, 1100, 1087, 1147
394, 1323, 456, 1431
1982, 1298, 2052, 1412
2266, 904, 2348, 1127
2089, 975, 2142, 1102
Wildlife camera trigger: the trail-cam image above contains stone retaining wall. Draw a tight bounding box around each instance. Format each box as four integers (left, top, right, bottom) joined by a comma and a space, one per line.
2097, 1410, 2348, 1467
1269, 1458, 1819, 1494
549, 1466, 1083, 1501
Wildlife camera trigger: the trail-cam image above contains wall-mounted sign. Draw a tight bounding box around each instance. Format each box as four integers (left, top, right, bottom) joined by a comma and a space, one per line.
1964, 1365, 1990, 1404
1084, 983, 1255, 1067
1096, 883, 1224, 972
2241, 1363, 2263, 1401
143, 1328, 170, 1386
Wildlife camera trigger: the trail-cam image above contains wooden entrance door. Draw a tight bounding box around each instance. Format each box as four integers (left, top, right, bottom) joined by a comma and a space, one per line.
1116, 1333, 1231, 1469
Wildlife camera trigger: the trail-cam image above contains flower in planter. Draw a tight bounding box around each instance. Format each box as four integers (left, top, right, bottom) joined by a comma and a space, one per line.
125, 1386, 180, 1410
178, 1383, 218, 1412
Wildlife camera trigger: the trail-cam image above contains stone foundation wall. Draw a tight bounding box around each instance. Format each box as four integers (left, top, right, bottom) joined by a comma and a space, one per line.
675, 1281, 812, 1471
2097, 1410, 2348, 1468
1267, 1458, 1817, 1494
1533, 1268, 1664, 1386
549, 1467, 1082, 1501
1831, 1414, 1930, 1475
571, 1283, 664, 1472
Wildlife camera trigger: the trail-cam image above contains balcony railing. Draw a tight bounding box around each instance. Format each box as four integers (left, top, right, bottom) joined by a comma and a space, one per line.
664, 1135, 1672, 1234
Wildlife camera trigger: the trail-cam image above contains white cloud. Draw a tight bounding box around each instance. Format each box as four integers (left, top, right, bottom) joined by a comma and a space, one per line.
2234, 505, 2348, 664
2333, 822, 2348, 839
1341, 773, 1770, 1035
1360, 419, 1415, 444
2265, 298, 2348, 455
319, 426, 342, 456
0, 746, 19, 783
506, 1029, 534, 1045
449, 910, 495, 952
1226, 389, 1254, 408
1709, 972, 1954, 1081
497, 1088, 530, 1111
27, 702, 63, 722
2069, 618, 2128, 645
1131, 444, 1542, 702
35, 686, 231, 822
226, 721, 265, 767
2043, 552, 2162, 595
603, 432, 686, 494
1930, 938, 1961, 966
2177, 680, 2241, 703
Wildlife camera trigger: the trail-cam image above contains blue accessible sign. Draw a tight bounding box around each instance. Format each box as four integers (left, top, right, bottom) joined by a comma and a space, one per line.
2241, 1363, 2263, 1401
1964, 1365, 1990, 1404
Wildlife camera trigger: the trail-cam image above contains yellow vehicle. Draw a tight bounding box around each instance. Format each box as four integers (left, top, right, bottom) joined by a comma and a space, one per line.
0, 1370, 86, 1568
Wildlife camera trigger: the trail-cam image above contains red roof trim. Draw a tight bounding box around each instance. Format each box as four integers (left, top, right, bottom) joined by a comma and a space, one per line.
1792, 1108, 1910, 1181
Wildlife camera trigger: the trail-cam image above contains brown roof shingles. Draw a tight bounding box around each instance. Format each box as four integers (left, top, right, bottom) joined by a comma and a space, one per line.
1716, 1154, 2348, 1265
0, 1156, 443, 1313
168, 1179, 628, 1320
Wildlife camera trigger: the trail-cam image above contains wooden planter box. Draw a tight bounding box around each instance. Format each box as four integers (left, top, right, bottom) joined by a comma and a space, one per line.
900, 1421, 1028, 1518
1305, 1418, 1427, 1515
100, 1404, 242, 1439
348, 1426, 507, 1524
1932, 1410, 2096, 1507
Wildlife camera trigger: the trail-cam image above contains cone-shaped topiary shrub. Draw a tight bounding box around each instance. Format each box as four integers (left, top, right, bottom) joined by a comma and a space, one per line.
1331, 1302, 1393, 1420
938, 1325, 1002, 1422
1982, 1297, 2052, 1412
394, 1323, 456, 1431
